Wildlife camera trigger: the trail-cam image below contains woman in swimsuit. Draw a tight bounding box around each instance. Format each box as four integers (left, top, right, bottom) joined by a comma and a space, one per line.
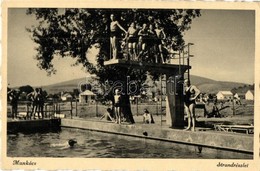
184, 79, 200, 131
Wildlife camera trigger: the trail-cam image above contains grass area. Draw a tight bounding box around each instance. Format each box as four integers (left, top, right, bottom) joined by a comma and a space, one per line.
196, 100, 254, 125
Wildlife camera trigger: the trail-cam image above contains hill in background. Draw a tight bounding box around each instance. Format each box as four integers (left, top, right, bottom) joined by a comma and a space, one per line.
41, 75, 249, 94
190, 75, 247, 94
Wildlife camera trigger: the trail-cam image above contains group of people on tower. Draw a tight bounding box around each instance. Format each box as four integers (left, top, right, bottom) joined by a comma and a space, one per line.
110, 14, 167, 64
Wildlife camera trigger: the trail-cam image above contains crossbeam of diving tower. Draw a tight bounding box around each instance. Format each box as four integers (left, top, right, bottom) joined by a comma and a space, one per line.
104, 59, 191, 128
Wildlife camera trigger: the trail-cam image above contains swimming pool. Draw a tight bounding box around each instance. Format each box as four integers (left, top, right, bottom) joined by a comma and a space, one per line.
7, 128, 252, 159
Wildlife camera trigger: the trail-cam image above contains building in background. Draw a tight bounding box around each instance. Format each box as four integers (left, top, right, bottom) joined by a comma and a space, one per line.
216, 91, 233, 100
79, 90, 96, 103
245, 90, 254, 100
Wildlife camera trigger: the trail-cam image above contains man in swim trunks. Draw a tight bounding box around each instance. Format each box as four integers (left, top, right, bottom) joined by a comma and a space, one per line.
50, 139, 77, 148
154, 23, 166, 64
126, 22, 138, 60
113, 89, 122, 124
137, 23, 149, 61
110, 14, 127, 59
183, 79, 200, 131
8, 89, 19, 120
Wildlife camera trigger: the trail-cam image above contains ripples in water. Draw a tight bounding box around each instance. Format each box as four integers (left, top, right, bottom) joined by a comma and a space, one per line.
6, 128, 221, 158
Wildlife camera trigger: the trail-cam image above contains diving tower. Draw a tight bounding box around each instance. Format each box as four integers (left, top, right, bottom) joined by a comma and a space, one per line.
104, 59, 191, 128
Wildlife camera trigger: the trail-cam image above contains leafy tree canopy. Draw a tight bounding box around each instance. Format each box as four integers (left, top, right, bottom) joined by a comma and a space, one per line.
26, 8, 201, 91
19, 85, 34, 94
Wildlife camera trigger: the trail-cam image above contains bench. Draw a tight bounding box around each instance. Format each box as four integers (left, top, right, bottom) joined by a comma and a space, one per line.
214, 124, 254, 134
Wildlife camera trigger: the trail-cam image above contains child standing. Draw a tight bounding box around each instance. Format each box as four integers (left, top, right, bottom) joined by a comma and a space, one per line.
114, 89, 122, 124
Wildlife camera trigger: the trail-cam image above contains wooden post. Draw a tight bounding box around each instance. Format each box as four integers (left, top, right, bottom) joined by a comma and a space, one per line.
45, 105, 47, 118
160, 75, 163, 121
156, 100, 158, 116
75, 99, 78, 116
96, 99, 98, 117
70, 100, 73, 119
26, 102, 29, 119
136, 97, 138, 116
53, 103, 56, 114
232, 95, 235, 116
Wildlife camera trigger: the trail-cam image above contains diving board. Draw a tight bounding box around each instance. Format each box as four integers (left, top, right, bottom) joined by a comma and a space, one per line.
104, 59, 191, 74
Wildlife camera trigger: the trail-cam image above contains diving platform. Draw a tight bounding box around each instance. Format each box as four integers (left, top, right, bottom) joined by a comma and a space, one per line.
104, 59, 191, 74
104, 58, 191, 129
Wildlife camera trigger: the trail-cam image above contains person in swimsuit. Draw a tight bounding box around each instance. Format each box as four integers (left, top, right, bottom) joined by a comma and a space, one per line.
113, 89, 122, 124
125, 22, 138, 60
27, 88, 40, 119
137, 23, 149, 60
8, 89, 19, 120
50, 139, 77, 148
143, 109, 155, 124
110, 14, 127, 60
147, 24, 157, 63
100, 108, 115, 121
135, 23, 142, 55
37, 88, 45, 119
155, 23, 166, 64
183, 79, 200, 131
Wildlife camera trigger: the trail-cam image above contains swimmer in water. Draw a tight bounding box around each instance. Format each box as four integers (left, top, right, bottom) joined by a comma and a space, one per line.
68, 139, 77, 147
50, 139, 77, 148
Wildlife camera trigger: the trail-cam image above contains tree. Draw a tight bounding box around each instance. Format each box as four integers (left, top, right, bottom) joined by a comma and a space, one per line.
19, 85, 34, 94
26, 8, 201, 123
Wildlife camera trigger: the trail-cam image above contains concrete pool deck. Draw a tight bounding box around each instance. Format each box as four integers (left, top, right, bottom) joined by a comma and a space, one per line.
61, 117, 253, 156
7, 116, 253, 158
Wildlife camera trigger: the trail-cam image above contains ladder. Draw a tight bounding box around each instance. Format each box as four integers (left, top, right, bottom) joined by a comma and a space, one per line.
182, 43, 194, 81
168, 43, 194, 81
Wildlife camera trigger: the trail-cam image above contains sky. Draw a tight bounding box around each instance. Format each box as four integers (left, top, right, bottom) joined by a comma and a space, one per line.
7, 9, 255, 87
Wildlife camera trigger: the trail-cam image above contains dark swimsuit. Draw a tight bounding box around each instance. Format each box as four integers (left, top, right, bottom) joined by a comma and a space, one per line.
128, 35, 137, 43
114, 95, 121, 107
110, 31, 119, 37
184, 86, 196, 106
110, 22, 119, 37
138, 30, 149, 44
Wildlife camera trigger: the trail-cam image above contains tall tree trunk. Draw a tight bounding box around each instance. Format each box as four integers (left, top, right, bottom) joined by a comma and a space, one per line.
121, 94, 135, 124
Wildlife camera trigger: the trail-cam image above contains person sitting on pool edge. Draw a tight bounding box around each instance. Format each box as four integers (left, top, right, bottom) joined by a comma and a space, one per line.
100, 108, 115, 121
143, 109, 155, 124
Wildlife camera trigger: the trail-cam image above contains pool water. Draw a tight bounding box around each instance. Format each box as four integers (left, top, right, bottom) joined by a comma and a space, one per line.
6, 128, 235, 158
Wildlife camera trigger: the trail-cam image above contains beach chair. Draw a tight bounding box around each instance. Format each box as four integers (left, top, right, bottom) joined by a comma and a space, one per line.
214, 124, 231, 132
214, 124, 254, 134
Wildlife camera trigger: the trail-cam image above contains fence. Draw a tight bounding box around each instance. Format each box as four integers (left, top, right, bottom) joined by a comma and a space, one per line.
7, 99, 167, 120
7, 100, 74, 119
